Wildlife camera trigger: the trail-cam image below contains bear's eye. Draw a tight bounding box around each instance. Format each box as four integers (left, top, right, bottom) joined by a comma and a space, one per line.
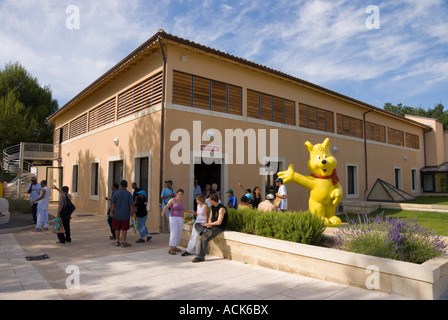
316, 155, 321, 160
323, 154, 327, 159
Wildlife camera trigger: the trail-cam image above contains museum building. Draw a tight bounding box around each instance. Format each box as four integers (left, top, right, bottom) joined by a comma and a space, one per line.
47, 30, 446, 232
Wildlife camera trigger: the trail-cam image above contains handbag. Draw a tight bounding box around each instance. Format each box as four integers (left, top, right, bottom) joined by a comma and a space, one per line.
53, 218, 65, 234
60, 194, 76, 219
274, 196, 281, 207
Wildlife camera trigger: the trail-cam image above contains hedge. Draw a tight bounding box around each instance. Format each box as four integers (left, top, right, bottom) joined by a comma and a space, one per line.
226, 208, 326, 245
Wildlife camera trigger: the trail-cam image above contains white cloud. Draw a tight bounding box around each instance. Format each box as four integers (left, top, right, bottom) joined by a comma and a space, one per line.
1, 0, 447, 109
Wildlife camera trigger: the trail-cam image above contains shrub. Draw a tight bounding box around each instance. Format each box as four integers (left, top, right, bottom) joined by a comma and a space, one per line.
334, 212, 448, 264
7, 198, 32, 213
227, 208, 326, 245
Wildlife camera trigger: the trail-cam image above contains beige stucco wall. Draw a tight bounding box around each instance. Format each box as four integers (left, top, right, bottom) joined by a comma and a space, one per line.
406, 115, 444, 167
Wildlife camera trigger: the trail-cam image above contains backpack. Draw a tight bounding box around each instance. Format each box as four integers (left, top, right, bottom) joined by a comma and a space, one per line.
60, 194, 76, 219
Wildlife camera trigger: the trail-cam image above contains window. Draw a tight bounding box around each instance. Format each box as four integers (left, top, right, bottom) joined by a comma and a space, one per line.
89, 98, 116, 131
117, 72, 163, 120
112, 161, 123, 185
405, 133, 419, 150
90, 161, 100, 199
394, 167, 402, 189
70, 113, 88, 139
299, 104, 334, 133
247, 89, 295, 125
72, 164, 79, 194
337, 114, 363, 139
172, 70, 242, 116
365, 121, 386, 143
346, 164, 359, 198
388, 128, 404, 147
261, 159, 284, 195
411, 169, 418, 192
136, 157, 149, 193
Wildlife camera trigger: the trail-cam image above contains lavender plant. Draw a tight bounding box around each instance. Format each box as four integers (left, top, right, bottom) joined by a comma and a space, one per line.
334, 212, 447, 264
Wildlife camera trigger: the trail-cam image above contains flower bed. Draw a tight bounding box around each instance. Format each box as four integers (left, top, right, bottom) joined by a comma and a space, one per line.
335, 213, 447, 264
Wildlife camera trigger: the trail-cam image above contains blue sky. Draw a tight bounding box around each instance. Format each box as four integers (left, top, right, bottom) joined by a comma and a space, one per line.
1, 0, 447, 111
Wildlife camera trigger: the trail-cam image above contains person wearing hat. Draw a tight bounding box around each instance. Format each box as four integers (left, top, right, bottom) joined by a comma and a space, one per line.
160, 180, 175, 232
274, 178, 287, 212
135, 190, 152, 243
27, 177, 41, 224
110, 180, 136, 247
257, 194, 279, 212
225, 189, 237, 210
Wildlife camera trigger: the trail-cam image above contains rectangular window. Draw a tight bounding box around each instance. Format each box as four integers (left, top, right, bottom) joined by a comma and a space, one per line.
394, 167, 402, 189
117, 72, 163, 120
299, 104, 334, 133
89, 98, 116, 131
411, 169, 418, 192
388, 128, 404, 147
90, 162, 99, 198
346, 164, 359, 198
69, 113, 88, 139
112, 161, 123, 186
138, 157, 149, 194
422, 173, 434, 192
172, 71, 242, 116
405, 132, 419, 149
365, 121, 386, 143
264, 161, 282, 195
435, 173, 448, 193
337, 114, 363, 139
72, 164, 79, 194
247, 89, 295, 125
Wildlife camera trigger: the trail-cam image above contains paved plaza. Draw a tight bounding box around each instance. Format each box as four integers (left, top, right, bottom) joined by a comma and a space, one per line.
0, 205, 414, 300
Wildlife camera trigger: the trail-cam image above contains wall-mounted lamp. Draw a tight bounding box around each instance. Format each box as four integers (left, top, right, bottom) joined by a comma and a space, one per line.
66, 151, 70, 156
333, 146, 338, 154
206, 129, 215, 140
113, 137, 119, 146
181, 55, 188, 62
404, 155, 408, 161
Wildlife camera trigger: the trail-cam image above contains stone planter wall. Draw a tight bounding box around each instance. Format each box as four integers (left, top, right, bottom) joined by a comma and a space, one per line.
181, 224, 448, 300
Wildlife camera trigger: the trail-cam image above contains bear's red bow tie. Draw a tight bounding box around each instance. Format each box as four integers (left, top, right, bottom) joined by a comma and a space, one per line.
311, 169, 339, 186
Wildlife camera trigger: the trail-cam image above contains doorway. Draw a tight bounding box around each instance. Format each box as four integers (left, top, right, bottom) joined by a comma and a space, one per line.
194, 160, 221, 195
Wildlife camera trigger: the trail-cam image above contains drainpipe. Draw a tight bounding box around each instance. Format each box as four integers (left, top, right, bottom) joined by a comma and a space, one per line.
158, 31, 167, 233
363, 108, 374, 199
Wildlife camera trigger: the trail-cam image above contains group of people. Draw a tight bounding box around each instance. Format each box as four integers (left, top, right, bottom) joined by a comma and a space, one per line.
28, 177, 73, 244
106, 180, 152, 247
27, 174, 287, 262
160, 179, 227, 262
225, 178, 288, 212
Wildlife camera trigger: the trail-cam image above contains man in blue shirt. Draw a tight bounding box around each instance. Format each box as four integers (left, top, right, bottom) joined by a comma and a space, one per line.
226, 189, 237, 210
160, 180, 175, 231
110, 180, 135, 247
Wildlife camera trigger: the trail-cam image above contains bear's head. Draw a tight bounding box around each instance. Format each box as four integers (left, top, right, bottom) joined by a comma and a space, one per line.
305, 138, 337, 178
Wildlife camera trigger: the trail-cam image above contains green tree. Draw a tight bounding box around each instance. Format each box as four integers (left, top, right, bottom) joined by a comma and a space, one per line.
384, 102, 447, 129
0, 62, 58, 153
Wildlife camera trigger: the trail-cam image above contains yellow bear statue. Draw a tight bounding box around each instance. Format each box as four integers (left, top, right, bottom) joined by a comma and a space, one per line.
277, 138, 343, 227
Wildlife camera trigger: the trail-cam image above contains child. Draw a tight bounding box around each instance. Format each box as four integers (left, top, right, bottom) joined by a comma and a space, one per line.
182, 194, 209, 256
226, 189, 237, 210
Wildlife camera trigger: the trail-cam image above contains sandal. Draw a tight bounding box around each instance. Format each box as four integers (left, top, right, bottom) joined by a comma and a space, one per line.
122, 242, 131, 247
115, 242, 121, 247
168, 250, 176, 255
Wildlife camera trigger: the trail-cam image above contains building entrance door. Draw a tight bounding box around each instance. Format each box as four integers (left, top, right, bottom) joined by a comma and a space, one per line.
194, 160, 221, 196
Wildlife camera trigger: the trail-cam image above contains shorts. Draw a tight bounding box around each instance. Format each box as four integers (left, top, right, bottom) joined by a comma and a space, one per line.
112, 218, 130, 231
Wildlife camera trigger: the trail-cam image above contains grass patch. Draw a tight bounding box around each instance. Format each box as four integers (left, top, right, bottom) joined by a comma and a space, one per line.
408, 196, 448, 205
341, 209, 448, 236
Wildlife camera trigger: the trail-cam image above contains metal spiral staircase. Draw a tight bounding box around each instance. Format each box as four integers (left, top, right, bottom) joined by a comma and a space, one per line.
2, 143, 56, 199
